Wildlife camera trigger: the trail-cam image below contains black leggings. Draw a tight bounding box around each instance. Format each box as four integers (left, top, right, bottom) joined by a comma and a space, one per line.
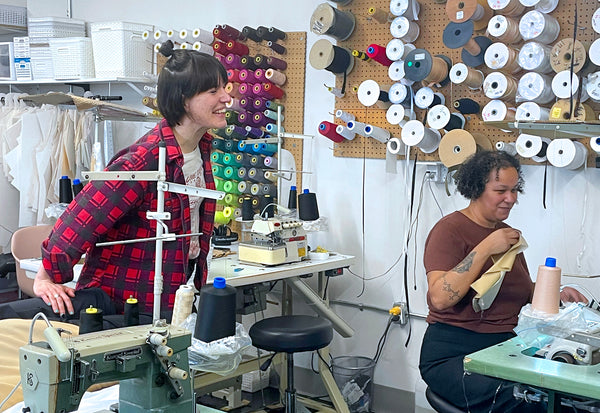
0, 288, 155, 329
419, 322, 546, 413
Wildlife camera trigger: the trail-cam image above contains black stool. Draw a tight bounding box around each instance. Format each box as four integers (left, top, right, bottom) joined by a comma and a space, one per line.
425, 387, 465, 413
249, 315, 333, 413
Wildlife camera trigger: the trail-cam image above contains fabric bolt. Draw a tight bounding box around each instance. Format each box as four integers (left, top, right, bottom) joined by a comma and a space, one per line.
41, 118, 216, 315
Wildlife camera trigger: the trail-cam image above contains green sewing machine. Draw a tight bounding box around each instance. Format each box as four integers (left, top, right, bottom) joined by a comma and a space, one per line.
19, 322, 194, 413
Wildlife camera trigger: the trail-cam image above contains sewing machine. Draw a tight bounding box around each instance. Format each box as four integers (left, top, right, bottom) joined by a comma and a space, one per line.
19, 323, 194, 413
238, 217, 307, 266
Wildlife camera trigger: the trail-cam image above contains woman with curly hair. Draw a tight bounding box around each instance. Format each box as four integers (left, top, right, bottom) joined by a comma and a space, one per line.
419, 150, 582, 412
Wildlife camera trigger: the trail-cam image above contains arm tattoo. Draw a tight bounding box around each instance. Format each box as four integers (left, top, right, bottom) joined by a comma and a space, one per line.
453, 251, 476, 273
441, 274, 460, 301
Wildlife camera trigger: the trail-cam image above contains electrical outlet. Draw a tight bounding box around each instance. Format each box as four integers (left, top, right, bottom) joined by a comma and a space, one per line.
393, 302, 409, 325
425, 163, 448, 184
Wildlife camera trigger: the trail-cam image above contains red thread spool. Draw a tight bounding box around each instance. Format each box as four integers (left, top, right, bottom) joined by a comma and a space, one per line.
227, 69, 241, 83
220, 24, 241, 39
226, 40, 249, 56
212, 40, 227, 55
253, 83, 269, 98
262, 82, 285, 99
366, 44, 393, 66
266, 56, 287, 71
213, 26, 233, 42
318, 121, 345, 143
225, 53, 242, 70
254, 68, 267, 82
239, 69, 258, 84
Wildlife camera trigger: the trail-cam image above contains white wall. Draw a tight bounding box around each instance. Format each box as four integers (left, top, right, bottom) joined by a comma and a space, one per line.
22, 0, 600, 405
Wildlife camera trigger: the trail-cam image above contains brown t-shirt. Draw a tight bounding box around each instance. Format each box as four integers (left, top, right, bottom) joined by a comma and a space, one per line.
423, 211, 533, 333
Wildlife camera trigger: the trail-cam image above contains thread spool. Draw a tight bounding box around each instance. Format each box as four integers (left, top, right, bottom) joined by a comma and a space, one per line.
449, 62, 484, 89
309, 38, 354, 75
212, 152, 225, 166
318, 121, 346, 143
487, 0, 525, 17
453, 98, 481, 114
484, 43, 521, 74
390, 0, 421, 20
520, 0, 559, 13
265, 123, 284, 135
547, 139, 587, 170
390, 16, 420, 43
195, 277, 236, 342
438, 129, 477, 167
170, 285, 194, 326
224, 166, 240, 181
590, 40, 600, 68
519, 10, 560, 45
388, 83, 411, 106
516, 101, 550, 121
446, 0, 493, 30
298, 189, 320, 221
238, 181, 251, 195
357, 79, 391, 109
59, 176, 73, 203
265, 68, 287, 86
404, 49, 451, 84
552, 71, 587, 101
267, 41, 286, 55
335, 124, 356, 140
518, 42, 553, 73
352, 49, 371, 62
72, 178, 84, 197
515, 134, 550, 162
386, 38, 413, 62
487, 15, 522, 44
223, 180, 241, 195
364, 124, 391, 143
427, 105, 466, 131
386, 104, 409, 126
368, 7, 392, 23
495, 141, 518, 156
483, 72, 518, 101
237, 167, 248, 180
190, 28, 214, 45
266, 56, 287, 71
79, 306, 103, 334
263, 156, 278, 169
346, 120, 368, 137
594, 8, 600, 34
253, 143, 277, 156
388, 60, 407, 82
550, 99, 595, 122
223, 153, 242, 167
387, 137, 408, 155
366, 43, 393, 66
586, 71, 600, 103
264, 109, 283, 122
518, 72, 554, 104
335, 109, 356, 123
415, 87, 444, 109
550, 38, 587, 74
531, 257, 561, 314
267, 26, 287, 41
401, 120, 441, 153
590, 137, 600, 154
482, 99, 516, 122
442, 21, 489, 64
310, 3, 356, 41
191, 40, 212, 54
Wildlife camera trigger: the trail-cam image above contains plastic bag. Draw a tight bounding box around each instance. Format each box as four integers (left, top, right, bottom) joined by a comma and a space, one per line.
45, 203, 68, 220
514, 302, 590, 348
182, 313, 252, 375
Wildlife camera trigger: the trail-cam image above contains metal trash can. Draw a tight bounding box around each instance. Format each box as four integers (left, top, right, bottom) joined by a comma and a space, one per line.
331, 356, 376, 413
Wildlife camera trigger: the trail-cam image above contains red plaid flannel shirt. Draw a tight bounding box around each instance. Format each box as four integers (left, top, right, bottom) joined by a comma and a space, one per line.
42, 119, 216, 315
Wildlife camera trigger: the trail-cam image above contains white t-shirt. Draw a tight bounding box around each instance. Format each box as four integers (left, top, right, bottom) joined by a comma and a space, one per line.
182, 146, 205, 260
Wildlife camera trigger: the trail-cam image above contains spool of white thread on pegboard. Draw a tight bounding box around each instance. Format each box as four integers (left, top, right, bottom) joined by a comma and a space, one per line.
386, 38, 415, 61
365, 124, 391, 143
588, 72, 600, 103
388, 60, 413, 85
552, 70, 588, 102
484, 43, 521, 74
387, 137, 407, 155
415, 86, 445, 109
516, 101, 550, 121
401, 120, 441, 153
589, 136, 600, 154
517, 72, 554, 105
357, 79, 391, 109
593, 8, 600, 34
496, 141, 518, 156
335, 109, 356, 123
347, 120, 368, 137
482, 99, 516, 124
336, 124, 356, 140
483, 72, 518, 101
518, 41, 553, 73
547, 139, 587, 170
519, 0, 559, 14
389, 82, 411, 105
390, 16, 420, 42
390, 0, 421, 20
519, 10, 560, 44
449, 62, 484, 89
386, 104, 410, 126
516, 134, 550, 162
193, 41, 214, 55
171, 284, 195, 326
487, 15, 522, 44
589, 39, 600, 67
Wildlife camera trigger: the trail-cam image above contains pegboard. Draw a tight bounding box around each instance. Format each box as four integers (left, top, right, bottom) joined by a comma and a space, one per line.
328, 0, 600, 166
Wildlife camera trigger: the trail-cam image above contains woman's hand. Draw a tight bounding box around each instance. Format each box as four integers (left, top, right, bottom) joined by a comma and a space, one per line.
482, 228, 521, 256
33, 267, 76, 316
560, 286, 588, 305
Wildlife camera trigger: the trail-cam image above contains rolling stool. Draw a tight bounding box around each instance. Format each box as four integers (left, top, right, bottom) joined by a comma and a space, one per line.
249, 315, 333, 413
425, 387, 465, 413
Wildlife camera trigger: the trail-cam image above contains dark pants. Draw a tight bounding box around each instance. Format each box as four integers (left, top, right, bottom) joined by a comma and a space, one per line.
0, 288, 155, 329
420, 322, 546, 413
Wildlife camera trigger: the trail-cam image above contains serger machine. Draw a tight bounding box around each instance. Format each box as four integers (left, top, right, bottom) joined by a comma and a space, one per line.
238, 217, 307, 265
19, 322, 194, 413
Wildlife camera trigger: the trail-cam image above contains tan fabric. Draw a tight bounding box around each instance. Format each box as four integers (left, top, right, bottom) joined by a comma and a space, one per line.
0, 318, 79, 410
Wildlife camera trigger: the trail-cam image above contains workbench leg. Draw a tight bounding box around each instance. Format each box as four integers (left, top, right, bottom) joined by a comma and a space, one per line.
547, 391, 561, 413
318, 349, 350, 413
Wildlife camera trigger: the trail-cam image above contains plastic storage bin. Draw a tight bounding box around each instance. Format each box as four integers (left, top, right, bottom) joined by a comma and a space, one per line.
49, 37, 94, 80
0, 4, 27, 29
28, 17, 86, 43
31, 44, 54, 80
89, 21, 153, 78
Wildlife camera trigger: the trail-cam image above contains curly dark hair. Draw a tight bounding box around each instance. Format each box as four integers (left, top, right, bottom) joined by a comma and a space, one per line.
157, 40, 228, 127
455, 150, 524, 200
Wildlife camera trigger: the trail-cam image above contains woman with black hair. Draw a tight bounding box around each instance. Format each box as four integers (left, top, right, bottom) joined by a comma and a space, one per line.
0, 41, 230, 325
419, 150, 582, 412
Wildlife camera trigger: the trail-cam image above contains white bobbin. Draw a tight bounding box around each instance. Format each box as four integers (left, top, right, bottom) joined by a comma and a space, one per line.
389, 83, 409, 104
335, 109, 356, 123
483, 72, 516, 100
449, 62, 484, 89
365, 124, 391, 143
347, 120, 368, 137
336, 124, 357, 140
518, 41, 553, 73
358, 79, 391, 109
589, 39, 600, 67
590, 136, 600, 154
519, 10, 560, 44
586, 71, 600, 103
427, 104, 452, 130
415, 87, 445, 109
386, 104, 408, 126
487, 15, 521, 43
390, 16, 420, 42
388, 60, 412, 84
516, 134, 550, 162
547, 139, 587, 169
386, 38, 406, 61
593, 8, 600, 34
193, 41, 214, 55
390, 0, 421, 20
496, 141, 518, 156
401, 120, 441, 153
484, 43, 519, 73
482, 99, 515, 121
387, 137, 407, 155
516, 101, 550, 121
517, 72, 554, 104
552, 70, 588, 101
520, 0, 559, 13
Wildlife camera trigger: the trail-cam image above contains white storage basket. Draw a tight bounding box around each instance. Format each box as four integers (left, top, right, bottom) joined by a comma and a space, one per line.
89, 21, 153, 78
28, 17, 86, 44
0, 5, 26, 29
49, 37, 94, 80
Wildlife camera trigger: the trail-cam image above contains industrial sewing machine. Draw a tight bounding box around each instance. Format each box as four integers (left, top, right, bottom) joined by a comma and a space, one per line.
19, 322, 194, 413
238, 217, 307, 265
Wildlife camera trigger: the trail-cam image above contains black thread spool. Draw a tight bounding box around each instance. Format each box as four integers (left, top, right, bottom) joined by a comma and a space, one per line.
298, 189, 320, 221
309, 3, 356, 41
240, 153, 253, 167
124, 297, 139, 326
454, 98, 481, 114
256, 25, 270, 41
241, 197, 254, 220
72, 178, 84, 197
309, 39, 354, 76
223, 139, 236, 153
242, 26, 262, 42
403, 48, 452, 85
194, 277, 236, 342
260, 194, 275, 218
79, 306, 103, 334
268, 27, 287, 41
240, 55, 258, 70
267, 41, 286, 55
288, 185, 298, 209
59, 176, 73, 204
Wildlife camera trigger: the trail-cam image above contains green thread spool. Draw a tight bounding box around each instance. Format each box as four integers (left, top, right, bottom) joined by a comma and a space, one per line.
223, 153, 242, 167
214, 210, 231, 225
223, 180, 242, 195
215, 178, 225, 192
265, 100, 284, 112
211, 151, 225, 165
224, 193, 240, 206
264, 109, 284, 121
212, 128, 228, 139
225, 125, 246, 139
225, 110, 240, 126
224, 166, 239, 180
212, 138, 227, 151
212, 165, 226, 179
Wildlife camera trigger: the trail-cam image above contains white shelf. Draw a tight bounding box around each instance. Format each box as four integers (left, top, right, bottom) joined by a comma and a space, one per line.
0, 77, 154, 85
